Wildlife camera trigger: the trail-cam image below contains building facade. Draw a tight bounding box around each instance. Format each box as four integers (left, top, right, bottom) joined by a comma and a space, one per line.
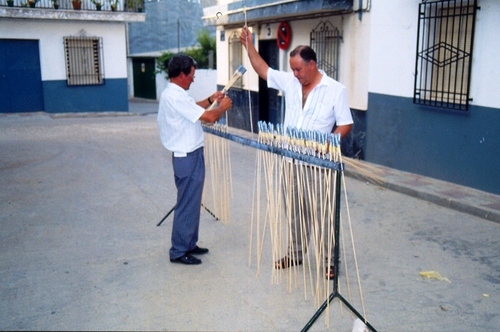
203, 0, 500, 195
0, 1, 145, 113
126, 0, 214, 101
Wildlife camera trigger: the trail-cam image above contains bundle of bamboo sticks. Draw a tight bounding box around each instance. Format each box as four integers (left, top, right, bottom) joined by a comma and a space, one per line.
248, 121, 369, 327
202, 122, 232, 224
200, 65, 247, 223
202, 113, 374, 328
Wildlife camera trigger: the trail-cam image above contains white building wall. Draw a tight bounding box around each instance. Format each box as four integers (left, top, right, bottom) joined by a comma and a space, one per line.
0, 19, 127, 81
468, 0, 500, 109
155, 69, 217, 102
342, 14, 370, 111
216, 28, 231, 89
219, 14, 370, 110
215, 1, 500, 111
367, 0, 500, 109
367, 1, 419, 98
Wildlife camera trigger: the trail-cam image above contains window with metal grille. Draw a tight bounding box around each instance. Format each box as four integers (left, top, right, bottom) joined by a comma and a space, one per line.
229, 31, 243, 88
310, 21, 341, 81
414, 0, 478, 111
64, 37, 104, 86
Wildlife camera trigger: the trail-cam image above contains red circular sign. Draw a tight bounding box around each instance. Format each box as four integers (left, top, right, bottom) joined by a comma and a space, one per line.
277, 21, 292, 50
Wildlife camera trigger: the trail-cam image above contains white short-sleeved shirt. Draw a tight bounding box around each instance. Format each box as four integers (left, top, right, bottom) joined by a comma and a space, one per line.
267, 68, 353, 133
157, 82, 205, 157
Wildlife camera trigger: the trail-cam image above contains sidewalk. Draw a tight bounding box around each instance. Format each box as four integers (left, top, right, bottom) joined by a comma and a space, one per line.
129, 97, 160, 115
0, 106, 499, 331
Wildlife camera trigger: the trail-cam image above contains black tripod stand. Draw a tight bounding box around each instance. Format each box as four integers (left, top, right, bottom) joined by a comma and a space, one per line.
156, 203, 219, 227
156, 205, 175, 227
301, 169, 377, 332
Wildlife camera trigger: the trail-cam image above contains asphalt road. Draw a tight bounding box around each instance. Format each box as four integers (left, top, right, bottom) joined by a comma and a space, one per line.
0, 108, 499, 331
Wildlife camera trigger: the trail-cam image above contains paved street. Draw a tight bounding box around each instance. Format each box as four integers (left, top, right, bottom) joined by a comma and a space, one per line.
0, 105, 499, 331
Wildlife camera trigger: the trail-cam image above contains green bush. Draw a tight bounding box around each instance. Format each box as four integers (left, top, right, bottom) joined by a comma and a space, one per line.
157, 29, 216, 79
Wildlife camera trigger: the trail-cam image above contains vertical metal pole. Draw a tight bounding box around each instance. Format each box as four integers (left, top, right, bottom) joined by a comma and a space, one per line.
333, 168, 342, 292
302, 165, 377, 332
301, 168, 342, 332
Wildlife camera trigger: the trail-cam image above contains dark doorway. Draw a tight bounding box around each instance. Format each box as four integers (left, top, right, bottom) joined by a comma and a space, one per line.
0, 39, 44, 113
258, 40, 280, 125
132, 58, 156, 100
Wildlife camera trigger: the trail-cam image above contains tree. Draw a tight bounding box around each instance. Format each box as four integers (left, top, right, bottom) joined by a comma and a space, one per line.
156, 29, 216, 79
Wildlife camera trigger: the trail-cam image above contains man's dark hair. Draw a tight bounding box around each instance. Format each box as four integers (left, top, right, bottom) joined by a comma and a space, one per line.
167, 54, 198, 78
289, 45, 317, 64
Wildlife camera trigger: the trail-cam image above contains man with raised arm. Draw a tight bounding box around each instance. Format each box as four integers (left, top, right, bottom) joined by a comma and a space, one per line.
240, 26, 353, 279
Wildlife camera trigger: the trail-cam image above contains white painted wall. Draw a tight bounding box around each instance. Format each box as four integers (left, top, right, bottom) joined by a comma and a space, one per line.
367, 0, 500, 109
467, 0, 500, 109
221, 16, 370, 110
367, 1, 419, 98
341, 14, 370, 110
215, 1, 500, 111
216, 28, 231, 89
0, 19, 128, 81
156, 69, 217, 102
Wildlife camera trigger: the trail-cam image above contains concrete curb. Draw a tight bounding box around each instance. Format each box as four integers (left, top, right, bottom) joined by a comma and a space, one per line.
344, 160, 500, 224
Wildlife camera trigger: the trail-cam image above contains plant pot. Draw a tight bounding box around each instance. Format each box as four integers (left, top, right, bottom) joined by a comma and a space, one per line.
7, 0, 14, 7
110, 4, 117, 11
95, 3, 101, 10
29, 1, 36, 7
53, 3, 59, 9
72, 1, 81, 9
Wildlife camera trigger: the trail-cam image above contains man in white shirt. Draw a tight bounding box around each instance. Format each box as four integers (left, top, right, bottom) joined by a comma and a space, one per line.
157, 54, 232, 265
240, 26, 353, 279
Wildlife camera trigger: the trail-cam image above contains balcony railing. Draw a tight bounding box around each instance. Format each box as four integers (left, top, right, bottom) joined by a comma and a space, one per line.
2, 0, 144, 12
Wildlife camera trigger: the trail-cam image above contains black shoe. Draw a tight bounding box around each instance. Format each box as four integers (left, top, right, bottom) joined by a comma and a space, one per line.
187, 246, 209, 255
170, 254, 202, 265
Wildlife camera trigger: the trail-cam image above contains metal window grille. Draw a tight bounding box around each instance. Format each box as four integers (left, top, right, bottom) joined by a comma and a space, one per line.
310, 21, 341, 80
414, 0, 478, 111
64, 37, 104, 86
229, 31, 243, 88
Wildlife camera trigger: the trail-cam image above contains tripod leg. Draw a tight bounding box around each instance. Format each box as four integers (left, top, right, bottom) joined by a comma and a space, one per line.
302, 170, 377, 332
157, 205, 175, 227
201, 203, 219, 221
301, 291, 338, 332
157, 203, 219, 227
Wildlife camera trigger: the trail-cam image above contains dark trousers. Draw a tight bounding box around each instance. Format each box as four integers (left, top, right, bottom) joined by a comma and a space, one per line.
170, 147, 205, 260
285, 164, 335, 263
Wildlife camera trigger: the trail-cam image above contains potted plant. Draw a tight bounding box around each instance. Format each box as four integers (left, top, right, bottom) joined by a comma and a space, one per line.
125, 0, 142, 12
91, 0, 102, 10
71, 0, 81, 10
51, 0, 59, 9
109, 0, 118, 11
28, 0, 36, 8
7, 0, 14, 6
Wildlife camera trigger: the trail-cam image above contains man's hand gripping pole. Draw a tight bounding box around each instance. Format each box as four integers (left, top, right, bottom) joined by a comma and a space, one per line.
207, 65, 247, 110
